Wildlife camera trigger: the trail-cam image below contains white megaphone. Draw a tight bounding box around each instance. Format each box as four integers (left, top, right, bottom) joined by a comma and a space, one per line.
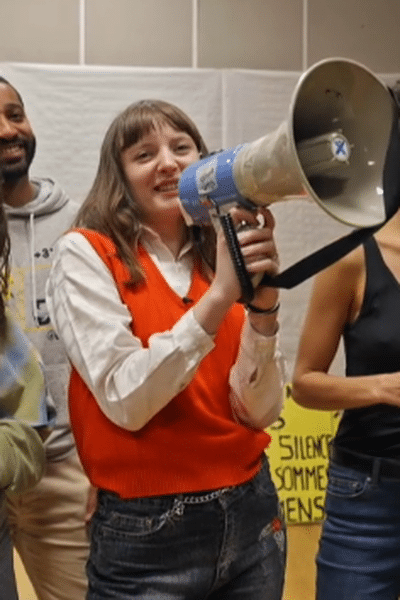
178, 57, 396, 231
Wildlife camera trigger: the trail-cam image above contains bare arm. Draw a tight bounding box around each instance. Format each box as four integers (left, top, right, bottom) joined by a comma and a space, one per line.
292, 247, 400, 411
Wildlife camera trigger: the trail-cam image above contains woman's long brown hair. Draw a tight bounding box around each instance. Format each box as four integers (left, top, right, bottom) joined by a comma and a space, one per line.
74, 99, 216, 284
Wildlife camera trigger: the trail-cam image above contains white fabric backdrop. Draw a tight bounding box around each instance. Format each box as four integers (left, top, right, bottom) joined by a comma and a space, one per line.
1, 62, 398, 376
0, 63, 223, 202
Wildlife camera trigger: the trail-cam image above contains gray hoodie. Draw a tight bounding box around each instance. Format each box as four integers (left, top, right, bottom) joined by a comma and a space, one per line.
4, 177, 80, 461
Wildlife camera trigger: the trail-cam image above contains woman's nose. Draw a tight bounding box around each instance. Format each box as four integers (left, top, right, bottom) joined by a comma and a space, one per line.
158, 147, 178, 171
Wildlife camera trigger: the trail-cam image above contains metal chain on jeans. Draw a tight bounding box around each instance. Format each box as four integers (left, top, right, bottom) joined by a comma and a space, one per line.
180, 487, 231, 505
165, 488, 231, 520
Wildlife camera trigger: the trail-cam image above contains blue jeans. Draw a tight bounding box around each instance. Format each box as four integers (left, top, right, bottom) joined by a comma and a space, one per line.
87, 459, 286, 599
317, 461, 400, 600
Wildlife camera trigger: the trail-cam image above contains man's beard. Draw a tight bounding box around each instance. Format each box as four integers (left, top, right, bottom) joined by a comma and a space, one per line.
0, 135, 36, 183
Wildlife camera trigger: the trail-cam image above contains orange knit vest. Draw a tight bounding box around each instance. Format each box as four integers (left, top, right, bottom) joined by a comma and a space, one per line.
69, 230, 270, 498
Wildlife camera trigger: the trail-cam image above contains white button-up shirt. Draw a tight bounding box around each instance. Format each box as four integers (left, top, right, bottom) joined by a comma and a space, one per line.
46, 228, 285, 432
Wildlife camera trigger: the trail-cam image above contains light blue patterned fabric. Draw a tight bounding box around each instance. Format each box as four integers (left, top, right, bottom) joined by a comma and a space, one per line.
0, 310, 55, 429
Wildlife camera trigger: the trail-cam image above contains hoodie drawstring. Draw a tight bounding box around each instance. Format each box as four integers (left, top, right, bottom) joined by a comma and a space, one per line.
29, 212, 39, 325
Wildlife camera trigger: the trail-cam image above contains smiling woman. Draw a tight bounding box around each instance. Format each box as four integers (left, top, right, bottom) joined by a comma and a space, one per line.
120, 122, 200, 250
46, 98, 286, 600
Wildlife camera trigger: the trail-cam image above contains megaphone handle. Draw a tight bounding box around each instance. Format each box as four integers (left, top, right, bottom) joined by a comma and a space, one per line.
219, 213, 255, 304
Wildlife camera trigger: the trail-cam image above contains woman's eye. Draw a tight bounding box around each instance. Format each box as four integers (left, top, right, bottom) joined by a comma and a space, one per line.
176, 144, 191, 153
135, 151, 151, 161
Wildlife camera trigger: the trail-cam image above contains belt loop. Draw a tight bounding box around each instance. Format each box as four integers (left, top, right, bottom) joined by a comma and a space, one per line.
371, 457, 381, 485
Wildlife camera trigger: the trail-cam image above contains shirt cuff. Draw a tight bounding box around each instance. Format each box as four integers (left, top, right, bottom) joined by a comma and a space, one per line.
173, 309, 216, 355
241, 314, 278, 361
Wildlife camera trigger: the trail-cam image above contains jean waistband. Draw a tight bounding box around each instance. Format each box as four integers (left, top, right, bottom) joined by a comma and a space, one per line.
98, 459, 268, 507
331, 446, 400, 480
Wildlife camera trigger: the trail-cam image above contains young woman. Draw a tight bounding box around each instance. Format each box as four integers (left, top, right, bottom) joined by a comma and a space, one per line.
0, 184, 54, 600
46, 99, 286, 599
292, 204, 400, 598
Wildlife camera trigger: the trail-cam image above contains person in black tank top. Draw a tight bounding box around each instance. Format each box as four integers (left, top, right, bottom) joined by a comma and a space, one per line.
292, 201, 400, 599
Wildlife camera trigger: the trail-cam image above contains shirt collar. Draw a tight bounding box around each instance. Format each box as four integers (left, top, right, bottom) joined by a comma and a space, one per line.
139, 225, 194, 261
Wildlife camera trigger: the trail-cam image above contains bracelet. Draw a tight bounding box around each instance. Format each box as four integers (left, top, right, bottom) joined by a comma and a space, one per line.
246, 301, 280, 314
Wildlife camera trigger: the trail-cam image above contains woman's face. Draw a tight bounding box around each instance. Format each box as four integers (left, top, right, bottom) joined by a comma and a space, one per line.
121, 121, 200, 226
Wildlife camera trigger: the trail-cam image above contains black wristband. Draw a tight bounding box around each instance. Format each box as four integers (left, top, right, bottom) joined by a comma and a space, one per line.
246, 301, 280, 314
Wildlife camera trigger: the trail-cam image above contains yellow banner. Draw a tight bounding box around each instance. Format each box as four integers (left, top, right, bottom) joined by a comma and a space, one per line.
266, 384, 340, 524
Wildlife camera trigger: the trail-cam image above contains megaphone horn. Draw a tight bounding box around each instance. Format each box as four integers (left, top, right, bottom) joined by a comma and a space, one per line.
179, 58, 396, 230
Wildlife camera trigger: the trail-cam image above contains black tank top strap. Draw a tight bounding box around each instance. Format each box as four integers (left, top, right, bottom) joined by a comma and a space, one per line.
363, 236, 388, 294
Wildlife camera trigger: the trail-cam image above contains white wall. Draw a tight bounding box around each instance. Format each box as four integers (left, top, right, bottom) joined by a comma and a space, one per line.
0, 0, 399, 72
